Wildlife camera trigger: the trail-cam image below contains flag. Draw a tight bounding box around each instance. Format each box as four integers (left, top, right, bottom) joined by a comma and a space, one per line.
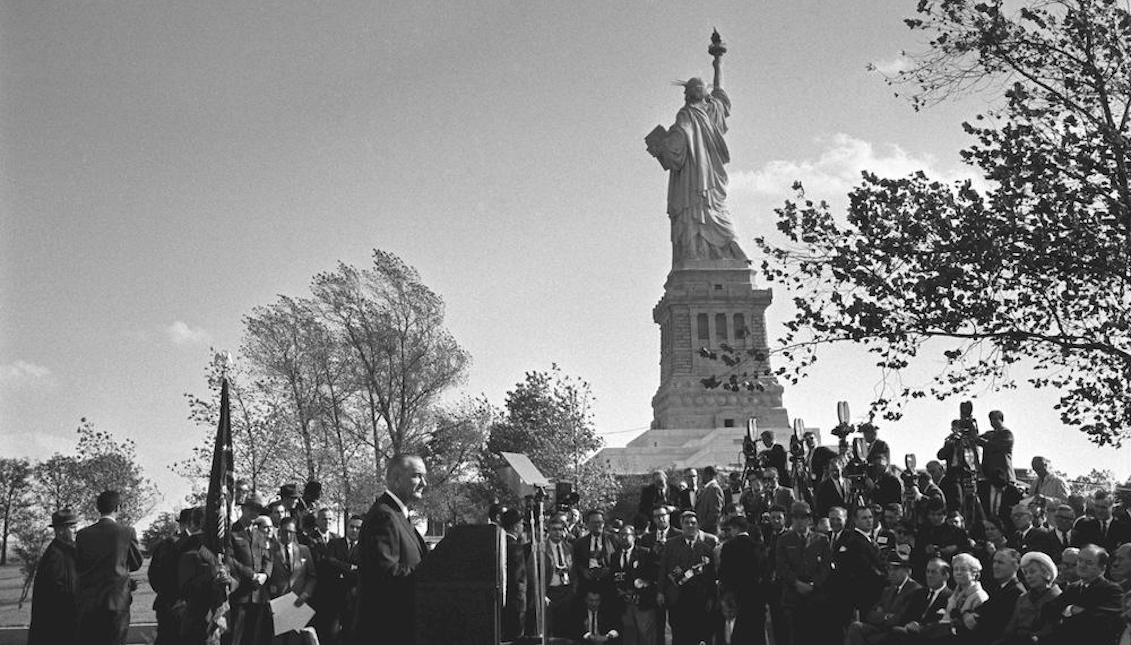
202, 376, 234, 644
203, 376, 234, 556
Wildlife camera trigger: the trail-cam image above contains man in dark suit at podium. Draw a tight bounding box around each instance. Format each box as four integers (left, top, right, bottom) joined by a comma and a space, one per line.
75, 490, 143, 645
355, 454, 429, 645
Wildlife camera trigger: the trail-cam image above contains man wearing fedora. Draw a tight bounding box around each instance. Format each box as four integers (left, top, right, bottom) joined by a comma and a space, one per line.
147, 508, 192, 645
29, 508, 80, 645
75, 490, 143, 645
229, 492, 273, 645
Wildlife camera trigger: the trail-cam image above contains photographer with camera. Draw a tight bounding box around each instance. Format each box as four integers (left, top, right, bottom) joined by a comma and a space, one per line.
757, 431, 790, 487
978, 410, 1015, 486
858, 423, 890, 465
938, 405, 981, 517
861, 452, 903, 509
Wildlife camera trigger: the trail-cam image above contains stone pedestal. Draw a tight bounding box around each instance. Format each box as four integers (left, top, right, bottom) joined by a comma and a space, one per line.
651, 262, 788, 431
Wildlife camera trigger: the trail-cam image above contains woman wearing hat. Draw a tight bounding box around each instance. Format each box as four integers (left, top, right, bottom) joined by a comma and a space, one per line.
997, 551, 1063, 645
28, 509, 79, 645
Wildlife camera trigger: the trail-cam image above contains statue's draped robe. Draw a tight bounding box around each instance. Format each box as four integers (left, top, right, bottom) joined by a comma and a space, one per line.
658, 88, 748, 265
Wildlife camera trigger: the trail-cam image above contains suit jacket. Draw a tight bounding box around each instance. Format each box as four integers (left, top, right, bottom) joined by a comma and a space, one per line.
318, 536, 359, 606
808, 446, 838, 488
907, 585, 952, 626
637, 526, 680, 579
610, 545, 658, 609
1045, 577, 1124, 643
637, 483, 672, 527
1073, 516, 1131, 552
228, 527, 273, 605
814, 478, 849, 518
1007, 525, 1055, 555
268, 542, 317, 602
776, 529, 832, 607
760, 444, 789, 485
739, 487, 795, 525
542, 538, 575, 590
696, 481, 725, 533
355, 492, 428, 644
863, 577, 924, 628
28, 538, 78, 645
972, 576, 1024, 640
710, 613, 759, 645
718, 533, 765, 608
658, 532, 718, 608
830, 529, 886, 610
976, 480, 1023, 527
74, 517, 143, 613
977, 427, 1014, 483
178, 542, 228, 643
502, 533, 527, 641
572, 531, 618, 590
865, 472, 903, 508
1044, 526, 1077, 559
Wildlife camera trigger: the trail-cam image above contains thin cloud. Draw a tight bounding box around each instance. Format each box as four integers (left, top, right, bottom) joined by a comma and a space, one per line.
166, 321, 212, 346
731, 133, 981, 200
0, 360, 52, 382
871, 56, 912, 76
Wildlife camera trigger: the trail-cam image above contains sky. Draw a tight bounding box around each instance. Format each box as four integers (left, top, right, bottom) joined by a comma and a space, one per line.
2, 1, 1126, 517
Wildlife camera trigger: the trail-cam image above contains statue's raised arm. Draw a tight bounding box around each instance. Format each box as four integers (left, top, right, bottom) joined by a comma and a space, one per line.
644, 29, 748, 269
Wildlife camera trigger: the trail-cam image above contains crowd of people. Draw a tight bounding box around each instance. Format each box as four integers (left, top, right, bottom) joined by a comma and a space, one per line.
21, 410, 1131, 645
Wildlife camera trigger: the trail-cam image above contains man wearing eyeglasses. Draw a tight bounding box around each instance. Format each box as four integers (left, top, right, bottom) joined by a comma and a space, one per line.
638, 505, 679, 645
269, 518, 317, 644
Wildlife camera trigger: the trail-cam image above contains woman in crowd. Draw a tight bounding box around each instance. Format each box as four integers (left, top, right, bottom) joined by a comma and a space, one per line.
996, 551, 1062, 645
942, 553, 989, 642
972, 517, 1009, 572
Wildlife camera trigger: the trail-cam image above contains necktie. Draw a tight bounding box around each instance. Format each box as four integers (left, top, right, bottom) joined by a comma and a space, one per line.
555, 542, 564, 568
285, 545, 292, 571
923, 589, 940, 620
1102, 520, 1109, 538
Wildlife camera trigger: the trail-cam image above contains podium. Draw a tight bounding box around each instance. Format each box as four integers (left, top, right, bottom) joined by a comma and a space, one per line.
414, 525, 506, 645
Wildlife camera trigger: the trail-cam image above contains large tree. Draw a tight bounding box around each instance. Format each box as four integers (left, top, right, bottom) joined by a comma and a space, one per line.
752, 0, 1131, 444
0, 458, 31, 565
487, 365, 621, 510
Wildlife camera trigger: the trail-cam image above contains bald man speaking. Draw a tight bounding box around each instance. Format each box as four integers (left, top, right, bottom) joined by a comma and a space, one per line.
354, 454, 429, 644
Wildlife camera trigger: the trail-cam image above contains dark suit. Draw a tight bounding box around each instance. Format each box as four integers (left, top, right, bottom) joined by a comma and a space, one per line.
760, 443, 789, 486
228, 527, 273, 645
611, 545, 659, 645
316, 536, 359, 644
719, 533, 766, 645
146, 534, 181, 645
709, 614, 760, 645
637, 483, 672, 529
269, 541, 317, 645
829, 529, 886, 625
637, 527, 679, 645
1073, 516, 1131, 553
574, 604, 622, 643
808, 447, 838, 490
1008, 525, 1055, 555
814, 478, 849, 519
696, 481, 725, 534
863, 439, 891, 464
354, 492, 427, 645
28, 538, 78, 645
1044, 527, 1077, 561
572, 531, 618, 597
977, 427, 1014, 483
75, 517, 143, 645
889, 585, 951, 643
178, 541, 228, 645
1043, 576, 1123, 644
847, 576, 923, 645
977, 480, 1023, 528
502, 532, 527, 641
972, 576, 1025, 642
659, 533, 718, 645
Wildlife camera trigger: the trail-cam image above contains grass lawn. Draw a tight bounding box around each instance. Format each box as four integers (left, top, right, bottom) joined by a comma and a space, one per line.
0, 560, 157, 627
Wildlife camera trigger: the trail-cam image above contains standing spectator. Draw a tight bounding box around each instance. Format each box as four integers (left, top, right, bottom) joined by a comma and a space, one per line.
542, 517, 576, 638
829, 506, 887, 626
978, 472, 1023, 529
815, 459, 849, 519
1029, 457, 1071, 507
178, 510, 233, 645
500, 508, 527, 642
28, 509, 79, 645
355, 454, 429, 645
858, 423, 890, 464
1044, 544, 1123, 643
1057, 547, 1082, 588
695, 466, 725, 535
758, 431, 789, 487
268, 517, 317, 645
75, 490, 143, 645
228, 495, 273, 645
637, 505, 677, 645
977, 410, 1015, 484
566, 507, 585, 541
318, 514, 362, 645
637, 471, 671, 530
612, 524, 658, 645
863, 453, 903, 508
572, 509, 617, 600
678, 468, 699, 512
1075, 490, 1131, 552
1007, 503, 1055, 554
717, 515, 765, 644
738, 470, 764, 524
775, 501, 831, 645
659, 511, 718, 645
147, 508, 190, 645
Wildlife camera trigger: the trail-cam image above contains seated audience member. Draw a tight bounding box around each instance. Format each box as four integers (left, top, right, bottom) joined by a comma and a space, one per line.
1074, 490, 1131, 552
1114, 591, 1131, 645
1044, 544, 1124, 644
937, 553, 989, 642
891, 558, 953, 640
997, 551, 1062, 645
845, 553, 924, 645
1007, 503, 1053, 554
1046, 505, 1078, 561
575, 588, 621, 644
970, 548, 1024, 642
1057, 548, 1081, 588
971, 517, 1009, 573
1112, 544, 1131, 593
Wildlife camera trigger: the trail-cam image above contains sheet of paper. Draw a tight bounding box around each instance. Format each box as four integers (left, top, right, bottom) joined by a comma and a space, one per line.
270, 592, 316, 636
